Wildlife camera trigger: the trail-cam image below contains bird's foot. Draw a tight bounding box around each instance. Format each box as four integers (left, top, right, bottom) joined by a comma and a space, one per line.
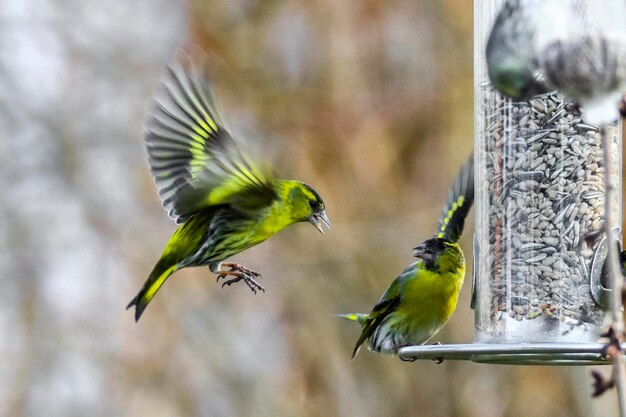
396, 343, 417, 362
397, 341, 445, 363
430, 341, 444, 364
215, 262, 265, 294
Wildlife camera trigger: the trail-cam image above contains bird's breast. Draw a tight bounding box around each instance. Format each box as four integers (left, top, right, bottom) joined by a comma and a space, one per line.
401, 269, 464, 326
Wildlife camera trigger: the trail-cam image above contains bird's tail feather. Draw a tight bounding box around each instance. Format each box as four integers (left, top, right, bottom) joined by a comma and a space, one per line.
336, 313, 370, 359
336, 313, 369, 325
127, 258, 178, 322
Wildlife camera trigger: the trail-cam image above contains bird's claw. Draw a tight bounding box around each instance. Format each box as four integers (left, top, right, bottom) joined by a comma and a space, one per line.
220, 273, 265, 293
215, 263, 265, 293
430, 342, 444, 364
396, 343, 417, 362
397, 342, 444, 363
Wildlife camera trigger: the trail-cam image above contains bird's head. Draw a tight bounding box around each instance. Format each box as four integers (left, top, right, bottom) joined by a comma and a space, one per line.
279, 180, 331, 234
413, 237, 464, 273
488, 62, 548, 100
486, 12, 549, 101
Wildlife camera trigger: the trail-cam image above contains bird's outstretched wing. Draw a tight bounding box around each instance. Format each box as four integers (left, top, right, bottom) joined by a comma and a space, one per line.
436, 154, 475, 243
145, 52, 277, 223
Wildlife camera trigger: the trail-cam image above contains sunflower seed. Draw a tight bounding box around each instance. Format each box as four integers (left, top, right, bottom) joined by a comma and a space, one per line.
477, 84, 620, 338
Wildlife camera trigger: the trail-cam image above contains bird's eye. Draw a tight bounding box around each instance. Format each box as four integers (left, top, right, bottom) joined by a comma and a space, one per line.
310, 200, 320, 210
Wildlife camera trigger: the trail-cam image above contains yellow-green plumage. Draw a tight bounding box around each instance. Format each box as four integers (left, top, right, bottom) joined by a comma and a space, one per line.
346, 240, 465, 358
340, 155, 473, 358
401, 269, 462, 330
127, 53, 330, 321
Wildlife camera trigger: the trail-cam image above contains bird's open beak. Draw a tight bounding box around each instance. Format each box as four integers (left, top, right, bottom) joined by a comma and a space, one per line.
413, 243, 432, 261
309, 210, 332, 235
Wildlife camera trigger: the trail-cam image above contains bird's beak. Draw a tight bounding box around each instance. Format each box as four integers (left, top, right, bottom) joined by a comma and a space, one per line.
309, 210, 332, 235
413, 243, 432, 261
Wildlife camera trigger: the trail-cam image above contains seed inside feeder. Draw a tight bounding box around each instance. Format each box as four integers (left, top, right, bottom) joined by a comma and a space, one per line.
474, 85, 621, 343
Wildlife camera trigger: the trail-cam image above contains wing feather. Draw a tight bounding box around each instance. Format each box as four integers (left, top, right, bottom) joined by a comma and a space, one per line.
436, 154, 475, 243
144, 52, 276, 223
352, 295, 401, 359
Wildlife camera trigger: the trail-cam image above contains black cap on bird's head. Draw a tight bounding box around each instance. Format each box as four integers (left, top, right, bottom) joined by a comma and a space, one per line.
413, 238, 449, 262
283, 180, 331, 234
303, 183, 331, 234
413, 237, 464, 273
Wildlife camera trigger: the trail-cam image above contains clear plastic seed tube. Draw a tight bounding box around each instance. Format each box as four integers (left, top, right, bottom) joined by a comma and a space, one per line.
474, 0, 622, 343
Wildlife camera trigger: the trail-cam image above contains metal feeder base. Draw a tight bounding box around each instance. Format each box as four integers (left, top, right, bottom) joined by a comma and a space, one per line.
399, 343, 626, 365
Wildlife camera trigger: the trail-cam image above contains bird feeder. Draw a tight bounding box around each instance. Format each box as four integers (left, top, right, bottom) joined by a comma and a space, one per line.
400, 0, 624, 364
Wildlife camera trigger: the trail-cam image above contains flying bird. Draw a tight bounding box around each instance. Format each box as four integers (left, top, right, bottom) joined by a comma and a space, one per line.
127, 53, 331, 321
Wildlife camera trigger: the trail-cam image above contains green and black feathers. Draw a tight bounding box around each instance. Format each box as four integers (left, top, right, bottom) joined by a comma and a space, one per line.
145, 55, 276, 224
339, 154, 474, 358
435, 155, 474, 243
127, 53, 329, 321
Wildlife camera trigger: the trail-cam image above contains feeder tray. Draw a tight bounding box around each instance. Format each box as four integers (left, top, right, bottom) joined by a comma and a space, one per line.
426, 0, 626, 366
399, 342, 626, 365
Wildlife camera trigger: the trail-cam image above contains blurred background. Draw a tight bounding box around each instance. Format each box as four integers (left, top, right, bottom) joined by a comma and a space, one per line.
0, 0, 621, 416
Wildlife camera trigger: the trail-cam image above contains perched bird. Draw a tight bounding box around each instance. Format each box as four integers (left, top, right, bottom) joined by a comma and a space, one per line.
127, 53, 331, 321
486, 0, 550, 100
487, 0, 626, 122
339, 156, 474, 358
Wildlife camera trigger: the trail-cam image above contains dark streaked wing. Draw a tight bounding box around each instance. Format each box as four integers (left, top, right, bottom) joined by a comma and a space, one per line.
352, 293, 402, 358
436, 154, 475, 243
145, 52, 276, 223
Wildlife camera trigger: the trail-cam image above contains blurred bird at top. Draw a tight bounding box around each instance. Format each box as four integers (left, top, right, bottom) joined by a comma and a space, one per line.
486, 0, 550, 100
486, 0, 626, 123
127, 52, 331, 321
338, 155, 474, 359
